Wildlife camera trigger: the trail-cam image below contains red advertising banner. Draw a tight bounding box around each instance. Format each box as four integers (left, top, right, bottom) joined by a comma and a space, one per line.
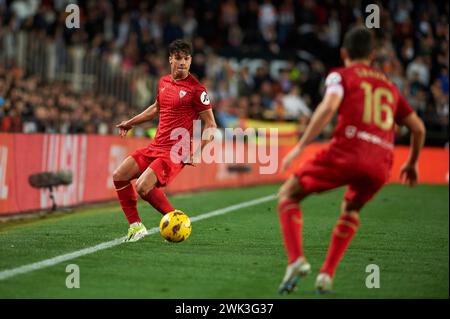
0, 133, 448, 215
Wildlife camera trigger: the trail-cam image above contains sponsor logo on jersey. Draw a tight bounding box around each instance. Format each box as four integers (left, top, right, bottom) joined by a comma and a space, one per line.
179, 90, 187, 98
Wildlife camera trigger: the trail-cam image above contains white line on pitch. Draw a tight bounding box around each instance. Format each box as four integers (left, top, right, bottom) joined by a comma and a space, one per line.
0, 194, 277, 281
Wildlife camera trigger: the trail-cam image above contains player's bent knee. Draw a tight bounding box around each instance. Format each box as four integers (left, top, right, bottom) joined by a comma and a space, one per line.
136, 174, 158, 199
135, 180, 151, 198
278, 177, 305, 203
112, 168, 125, 182
136, 182, 150, 198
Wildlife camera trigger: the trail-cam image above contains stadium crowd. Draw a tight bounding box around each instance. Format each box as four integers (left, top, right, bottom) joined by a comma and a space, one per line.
0, 65, 133, 134
0, 0, 448, 144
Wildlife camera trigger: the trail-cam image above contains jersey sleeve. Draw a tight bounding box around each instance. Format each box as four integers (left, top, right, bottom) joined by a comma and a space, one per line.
324, 71, 344, 98
395, 94, 414, 124
192, 86, 212, 113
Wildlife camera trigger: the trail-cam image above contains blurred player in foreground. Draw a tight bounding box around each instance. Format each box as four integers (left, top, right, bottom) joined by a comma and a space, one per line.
113, 39, 217, 242
277, 26, 426, 294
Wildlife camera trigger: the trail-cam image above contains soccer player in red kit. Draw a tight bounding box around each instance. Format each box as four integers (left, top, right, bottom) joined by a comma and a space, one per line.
277, 27, 426, 294
113, 39, 217, 242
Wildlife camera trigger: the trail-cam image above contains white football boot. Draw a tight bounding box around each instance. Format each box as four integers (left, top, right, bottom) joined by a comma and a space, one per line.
315, 272, 333, 294
278, 257, 311, 294
124, 222, 148, 242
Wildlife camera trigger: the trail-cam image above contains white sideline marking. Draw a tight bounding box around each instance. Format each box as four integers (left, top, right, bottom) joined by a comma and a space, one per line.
0, 194, 277, 281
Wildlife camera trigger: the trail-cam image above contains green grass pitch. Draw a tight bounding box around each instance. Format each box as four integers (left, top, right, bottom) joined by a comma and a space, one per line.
0, 184, 448, 298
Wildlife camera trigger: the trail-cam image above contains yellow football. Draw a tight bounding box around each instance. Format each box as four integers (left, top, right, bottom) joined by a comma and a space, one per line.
159, 210, 192, 243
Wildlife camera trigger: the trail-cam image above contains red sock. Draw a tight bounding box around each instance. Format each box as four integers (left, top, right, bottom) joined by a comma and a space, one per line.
114, 180, 141, 224
320, 214, 360, 277
278, 199, 304, 264
143, 187, 174, 215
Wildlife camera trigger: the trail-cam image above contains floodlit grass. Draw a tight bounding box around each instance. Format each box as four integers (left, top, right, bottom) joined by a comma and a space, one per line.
0, 184, 447, 298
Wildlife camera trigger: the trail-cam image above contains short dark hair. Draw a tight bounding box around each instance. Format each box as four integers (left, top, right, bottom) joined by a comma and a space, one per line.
168, 39, 192, 56
343, 26, 373, 60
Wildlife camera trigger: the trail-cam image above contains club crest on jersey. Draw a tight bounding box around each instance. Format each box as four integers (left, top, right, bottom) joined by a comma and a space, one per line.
179, 90, 187, 98
200, 91, 210, 105
345, 125, 357, 138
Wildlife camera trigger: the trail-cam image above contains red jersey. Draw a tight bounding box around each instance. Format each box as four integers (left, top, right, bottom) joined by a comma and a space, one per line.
147, 73, 212, 156
325, 63, 413, 171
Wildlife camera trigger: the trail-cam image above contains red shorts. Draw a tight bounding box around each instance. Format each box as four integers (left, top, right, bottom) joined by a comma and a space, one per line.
294, 149, 389, 206
131, 147, 184, 187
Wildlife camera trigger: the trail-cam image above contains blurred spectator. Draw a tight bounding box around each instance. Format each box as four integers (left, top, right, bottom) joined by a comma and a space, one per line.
227, 23, 243, 50
437, 67, 449, 95
182, 7, 198, 40
0, 66, 133, 134
240, 0, 260, 47
391, 0, 413, 24
406, 56, 430, 87
399, 38, 415, 66
431, 78, 449, 129
163, 15, 184, 45
248, 94, 263, 120
253, 63, 272, 92
280, 86, 311, 123
278, 68, 293, 94
1, 107, 22, 132
220, 0, 239, 28
408, 86, 428, 118
322, 9, 341, 49
258, 0, 277, 37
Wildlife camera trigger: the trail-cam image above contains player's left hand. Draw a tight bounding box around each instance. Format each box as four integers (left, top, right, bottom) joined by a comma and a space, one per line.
181, 153, 195, 166
400, 163, 418, 187
182, 158, 195, 166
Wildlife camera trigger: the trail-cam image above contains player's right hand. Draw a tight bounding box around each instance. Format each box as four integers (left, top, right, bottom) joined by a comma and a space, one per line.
400, 163, 418, 187
281, 158, 292, 173
116, 121, 133, 138
281, 146, 303, 173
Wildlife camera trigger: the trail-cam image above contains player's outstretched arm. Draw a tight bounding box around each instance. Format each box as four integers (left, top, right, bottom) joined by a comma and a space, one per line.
116, 101, 160, 137
398, 112, 426, 187
281, 92, 342, 172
